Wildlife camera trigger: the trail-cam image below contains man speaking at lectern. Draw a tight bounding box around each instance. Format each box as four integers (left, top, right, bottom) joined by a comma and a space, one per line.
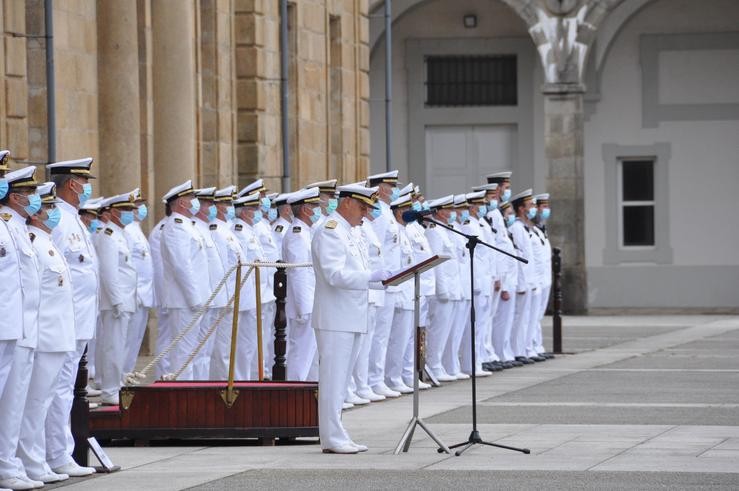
311, 184, 389, 454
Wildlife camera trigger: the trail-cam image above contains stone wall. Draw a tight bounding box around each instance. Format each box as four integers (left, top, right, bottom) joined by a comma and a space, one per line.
1, 0, 29, 162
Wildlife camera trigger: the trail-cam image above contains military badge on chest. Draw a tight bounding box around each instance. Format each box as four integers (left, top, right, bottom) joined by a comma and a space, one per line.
79, 254, 85, 263
0, 245, 6, 257
58, 275, 64, 287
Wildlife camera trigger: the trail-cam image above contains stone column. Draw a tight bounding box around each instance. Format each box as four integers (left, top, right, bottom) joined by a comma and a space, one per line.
152, 0, 197, 212
543, 84, 587, 314
97, 0, 141, 195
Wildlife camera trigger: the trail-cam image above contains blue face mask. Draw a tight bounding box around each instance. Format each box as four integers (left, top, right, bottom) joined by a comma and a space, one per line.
77, 182, 92, 205
461, 210, 470, 222
327, 198, 338, 214
540, 208, 551, 220
189, 197, 201, 215
506, 215, 516, 227
252, 210, 263, 224
309, 206, 322, 224
390, 187, 400, 202
137, 204, 148, 221
208, 204, 218, 222
226, 205, 236, 221
0, 178, 8, 200
370, 207, 382, 219
501, 189, 511, 202
412, 201, 422, 212
88, 218, 101, 234
422, 201, 431, 211
260, 197, 271, 213
488, 199, 498, 210
478, 205, 487, 218
268, 208, 278, 222
44, 206, 62, 230
24, 193, 42, 216
120, 210, 135, 226
447, 211, 457, 225
527, 207, 537, 220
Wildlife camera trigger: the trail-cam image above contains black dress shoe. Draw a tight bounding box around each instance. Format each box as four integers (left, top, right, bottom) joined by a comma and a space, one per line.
488, 362, 503, 372
530, 355, 546, 362
515, 356, 534, 365
510, 360, 524, 367
501, 361, 515, 369
543, 352, 555, 359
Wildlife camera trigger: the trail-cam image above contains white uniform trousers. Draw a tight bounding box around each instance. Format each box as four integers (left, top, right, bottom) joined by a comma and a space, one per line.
235, 309, 258, 380
124, 307, 150, 375
89, 318, 100, 384
286, 316, 317, 381
443, 299, 469, 376
98, 310, 131, 398
261, 301, 276, 379
511, 290, 532, 358
0, 347, 34, 480
525, 289, 542, 357
45, 339, 87, 469
316, 329, 362, 450
168, 308, 200, 381
483, 290, 502, 362
492, 294, 517, 361
209, 308, 234, 380
352, 305, 377, 394
367, 292, 398, 388
426, 298, 455, 377
0, 340, 16, 400
193, 308, 222, 380
461, 294, 490, 374
17, 351, 67, 478
154, 308, 171, 379
384, 308, 414, 388
534, 285, 551, 354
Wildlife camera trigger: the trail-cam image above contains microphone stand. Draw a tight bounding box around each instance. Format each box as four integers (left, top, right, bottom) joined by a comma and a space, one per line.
422, 216, 531, 457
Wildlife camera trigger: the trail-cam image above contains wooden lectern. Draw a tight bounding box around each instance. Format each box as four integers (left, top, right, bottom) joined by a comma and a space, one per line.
383, 254, 451, 455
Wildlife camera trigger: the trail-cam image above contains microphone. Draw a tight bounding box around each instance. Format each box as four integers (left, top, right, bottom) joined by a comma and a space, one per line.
401, 209, 433, 224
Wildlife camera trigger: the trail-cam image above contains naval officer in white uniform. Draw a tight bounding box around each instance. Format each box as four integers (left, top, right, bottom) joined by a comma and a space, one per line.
312, 184, 389, 454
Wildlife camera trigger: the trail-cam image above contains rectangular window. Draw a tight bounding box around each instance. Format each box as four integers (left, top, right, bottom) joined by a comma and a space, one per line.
620, 160, 655, 247
425, 55, 517, 107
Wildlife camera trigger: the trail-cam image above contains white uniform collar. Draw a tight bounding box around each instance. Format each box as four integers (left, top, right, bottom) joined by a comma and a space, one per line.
28, 225, 50, 238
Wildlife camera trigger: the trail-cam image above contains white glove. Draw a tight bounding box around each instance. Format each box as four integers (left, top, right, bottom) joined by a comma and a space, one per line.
370, 270, 390, 282
112, 304, 123, 319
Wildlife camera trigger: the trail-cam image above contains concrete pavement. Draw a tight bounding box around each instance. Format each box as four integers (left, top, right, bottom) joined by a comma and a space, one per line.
52, 315, 739, 489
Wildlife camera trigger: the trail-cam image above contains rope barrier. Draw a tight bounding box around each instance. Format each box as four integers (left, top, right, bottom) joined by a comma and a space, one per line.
124, 260, 313, 386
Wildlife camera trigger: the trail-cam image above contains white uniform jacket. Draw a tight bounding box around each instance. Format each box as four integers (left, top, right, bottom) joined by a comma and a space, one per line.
282, 218, 315, 319
28, 226, 76, 352
252, 219, 278, 303
194, 219, 228, 309
271, 217, 290, 255
509, 219, 536, 292
359, 218, 385, 307
210, 219, 245, 301
395, 225, 415, 310
497, 226, 519, 294
451, 222, 472, 300
406, 221, 436, 297
311, 213, 371, 334
98, 222, 137, 313
160, 213, 210, 310
425, 222, 461, 301
0, 213, 23, 340
148, 217, 167, 309
51, 199, 99, 340
124, 220, 155, 308
230, 219, 261, 311
461, 217, 492, 297
3, 207, 40, 349
529, 225, 549, 290
478, 217, 498, 285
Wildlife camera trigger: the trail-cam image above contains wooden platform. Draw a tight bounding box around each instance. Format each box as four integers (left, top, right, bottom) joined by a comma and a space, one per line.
89, 381, 319, 443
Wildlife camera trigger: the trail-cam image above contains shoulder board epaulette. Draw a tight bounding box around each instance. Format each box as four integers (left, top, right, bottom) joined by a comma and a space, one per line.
427, 222, 435, 228
159, 223, 165, 230
292, 226, 301, 233
209, 224, 217, 231
174, 217, 183, 224
325, 220, 337, 229
0, 213, 11, 222
275, 225, 284, 233
104, 228, 114, 236
463, 219, 470, 225
234, 224, 243, 231
29, 232, 36, 243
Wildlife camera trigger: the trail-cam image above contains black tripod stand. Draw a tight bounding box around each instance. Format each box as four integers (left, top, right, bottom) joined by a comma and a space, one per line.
424, 217, 531, 457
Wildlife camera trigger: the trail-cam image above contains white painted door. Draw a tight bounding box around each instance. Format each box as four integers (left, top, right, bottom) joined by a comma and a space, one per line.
424, 124, 518, 198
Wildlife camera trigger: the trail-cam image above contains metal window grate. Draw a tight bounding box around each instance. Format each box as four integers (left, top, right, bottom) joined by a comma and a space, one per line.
425, 55, 517, 107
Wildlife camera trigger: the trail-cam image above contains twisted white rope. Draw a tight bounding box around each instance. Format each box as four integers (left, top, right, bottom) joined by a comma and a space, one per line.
124, 261, 314, 385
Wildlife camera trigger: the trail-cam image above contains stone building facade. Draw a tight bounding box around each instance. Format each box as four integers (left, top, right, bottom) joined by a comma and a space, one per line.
1, 0, 370, 217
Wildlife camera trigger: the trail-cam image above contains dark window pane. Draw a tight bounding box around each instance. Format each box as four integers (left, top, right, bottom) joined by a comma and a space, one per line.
622, 160, 654, 201
425, 55, 517, 107
623, 205, 655, 246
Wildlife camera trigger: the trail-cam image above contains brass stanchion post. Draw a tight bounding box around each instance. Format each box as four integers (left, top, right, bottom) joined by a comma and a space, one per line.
255, 265, 264, 381
221, 263, 242, 407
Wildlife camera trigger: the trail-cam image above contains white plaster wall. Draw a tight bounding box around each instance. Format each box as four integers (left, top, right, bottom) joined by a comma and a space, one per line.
584, 0, 739, 308
369, 0, 544, 189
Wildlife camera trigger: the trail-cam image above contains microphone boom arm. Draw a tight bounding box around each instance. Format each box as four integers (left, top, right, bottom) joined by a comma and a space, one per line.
422, 217, 528, 264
